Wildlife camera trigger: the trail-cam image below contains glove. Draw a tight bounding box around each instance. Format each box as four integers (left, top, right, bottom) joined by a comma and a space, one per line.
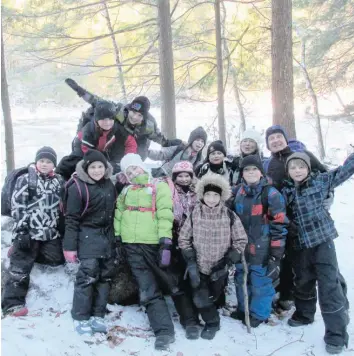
65, 78, 86, 97
225, 248, 241, 265
323, 192, 334, 211
63, 250, 78, 263
16, 233, 31, 250
181, 248, 201, 289
116, 171, 129, 185
115, 236, 126, 263
162, 138, 182, 147
158, 238, 173, 268
210, 258, 229, 282
266, 256, 280, 282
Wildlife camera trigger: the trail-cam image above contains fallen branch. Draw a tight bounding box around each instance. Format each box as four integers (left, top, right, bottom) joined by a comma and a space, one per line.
264, 331, 304, 356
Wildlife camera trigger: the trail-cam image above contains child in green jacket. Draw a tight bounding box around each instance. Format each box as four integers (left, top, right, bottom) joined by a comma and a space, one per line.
114, 153, 175, 351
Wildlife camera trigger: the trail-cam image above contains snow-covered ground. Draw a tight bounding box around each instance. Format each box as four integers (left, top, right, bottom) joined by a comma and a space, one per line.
1, 102, 354, 355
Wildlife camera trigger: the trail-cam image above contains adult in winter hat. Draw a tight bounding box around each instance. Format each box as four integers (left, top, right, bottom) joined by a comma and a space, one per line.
188, 126, 208, 145
240, 154, 265, 177
130, 96, 150, 118
265, 125, 288, 149
120, 153, 150, 176
82, 149, 108, 171
172, 161, 194, 181
241, 129, 262, 148
285, 152, 311, 172
94, 100, 115, 122
35, 146, 57, 166
207, 140, 227, 158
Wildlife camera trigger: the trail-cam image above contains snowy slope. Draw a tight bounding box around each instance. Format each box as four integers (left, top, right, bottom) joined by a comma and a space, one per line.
1, 103, 354, 356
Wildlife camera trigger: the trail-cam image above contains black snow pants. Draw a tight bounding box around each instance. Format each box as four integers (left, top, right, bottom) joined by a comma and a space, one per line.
292, 240, 349, 347
2, 238, 64, 312
124, 243, 175, 337
71, 257, 115, 321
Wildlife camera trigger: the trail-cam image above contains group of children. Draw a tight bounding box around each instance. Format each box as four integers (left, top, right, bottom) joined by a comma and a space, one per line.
2, 126, 353, 354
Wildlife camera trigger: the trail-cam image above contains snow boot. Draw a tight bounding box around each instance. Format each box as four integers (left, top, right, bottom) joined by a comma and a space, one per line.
154, 334, 175, 350
200, 325, 220, 340
90, 316, 107, 333
5, 305, 28, 317
277, 299, 294, 311
230, 309, 245, 321
185, 325, 200, 340
74, 320, 92, 335
325, 344, 344, 354
287, 313, 313, 327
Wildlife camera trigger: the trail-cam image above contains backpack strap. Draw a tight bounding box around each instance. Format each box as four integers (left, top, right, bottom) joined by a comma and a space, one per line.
71, 177, 89, 217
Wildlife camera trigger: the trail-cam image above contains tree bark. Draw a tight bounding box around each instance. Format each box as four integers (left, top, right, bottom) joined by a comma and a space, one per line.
215, 0, 226, 145
101, 0, 127, 103
1, 30, 15, 173
157, 0, 176, 139
271, 0, 296, 138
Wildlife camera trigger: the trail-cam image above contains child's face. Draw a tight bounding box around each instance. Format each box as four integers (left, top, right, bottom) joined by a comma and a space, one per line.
36, 158, 54, 174
87, 161, 105, 181
125, 165, 145, 181
97, 118, 114, 131
128, 110, 144, 126
175, 172, 192, 186
288, 159, 309, 183
240, 139, 257, 155
203, 191, 221, 208
191, 139, 204, 152
242, 165, 262, 185
209, 150, 225, 164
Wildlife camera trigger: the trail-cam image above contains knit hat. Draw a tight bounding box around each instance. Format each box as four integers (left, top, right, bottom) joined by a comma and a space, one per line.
207, 140, 227, 158
188, 126, 208, 145
171, 161, 194, 181
129, 96, 150, 117
82, 149, 108, 172
35, 146, 57, 166
240, 154, 265, 177
120, 153, 150, 176
286, 152, 311, 172
241, 129, 262, 148
94, 101, 115, 122
265, 125, 288, 149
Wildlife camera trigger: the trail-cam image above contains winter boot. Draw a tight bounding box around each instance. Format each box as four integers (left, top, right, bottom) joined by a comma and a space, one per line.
277, 299, 294, 311
90, 316, 107, 333
200, 325, 220, 340
325, 344, 344, 354
287, 313, 313, 327
154, 334, 175, 350
74, 320, 92, 335
185, 325, 200, 340
230, 309, 245, 321
5, 305, 28, 317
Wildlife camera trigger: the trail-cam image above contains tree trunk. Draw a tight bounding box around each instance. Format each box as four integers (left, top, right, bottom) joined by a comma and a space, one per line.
1, 30, 15, 173
215, 0, 226, 145
271, 0, 296, 138
101, 0, 127, 103
298, 40, 325, 159
157, 0, 176, 139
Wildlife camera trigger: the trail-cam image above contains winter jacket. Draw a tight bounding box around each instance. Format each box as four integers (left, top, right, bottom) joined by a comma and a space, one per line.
264, 146, 327, 191
232, 177, 288, 265
63, 161, 116, 259
282, 153, 354, 250
11, 165, 64, 241
178, 174, 248, 275
114, 173, 174, 244
148, 145, 204, 176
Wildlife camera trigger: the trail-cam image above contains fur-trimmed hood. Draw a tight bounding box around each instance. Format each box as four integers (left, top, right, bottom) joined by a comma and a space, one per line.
75, 160, 113, 184
196, 172, 231, 202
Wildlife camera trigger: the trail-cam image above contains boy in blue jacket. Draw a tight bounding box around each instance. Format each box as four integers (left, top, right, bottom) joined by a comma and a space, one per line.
283, 151, 354, 355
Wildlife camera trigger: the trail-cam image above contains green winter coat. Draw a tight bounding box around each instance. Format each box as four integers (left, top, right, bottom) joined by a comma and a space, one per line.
114, 173, 173, 243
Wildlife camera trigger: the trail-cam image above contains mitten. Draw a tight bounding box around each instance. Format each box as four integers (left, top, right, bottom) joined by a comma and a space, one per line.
63, 250, 78, 263
16, 233, 31, 250
158, 238, 173, 268
115, 236, 126, 263
181, 248, 201, 289
225, 247, 241, 265
266, 256, 280, 282
65, 78, 86, 97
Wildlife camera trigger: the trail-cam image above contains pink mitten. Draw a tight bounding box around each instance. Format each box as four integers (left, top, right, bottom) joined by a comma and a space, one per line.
63, 250, 78, 263
116, 172, 129, 184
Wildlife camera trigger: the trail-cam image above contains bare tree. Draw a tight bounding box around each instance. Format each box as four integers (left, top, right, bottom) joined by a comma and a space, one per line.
1, 30, 15, 173
157, 0, 176, 139
271, 0, 296, 138
215, 0, 226, 144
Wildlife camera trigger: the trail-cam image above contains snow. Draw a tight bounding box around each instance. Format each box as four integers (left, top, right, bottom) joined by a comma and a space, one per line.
1, 103, 354, 355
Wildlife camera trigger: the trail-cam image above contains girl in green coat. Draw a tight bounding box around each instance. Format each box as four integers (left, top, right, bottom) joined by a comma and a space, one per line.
114, 153, 175, 351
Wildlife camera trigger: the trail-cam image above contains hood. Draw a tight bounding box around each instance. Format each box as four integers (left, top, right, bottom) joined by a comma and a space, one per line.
196, 172, 231, 202
75, 160, 113, 184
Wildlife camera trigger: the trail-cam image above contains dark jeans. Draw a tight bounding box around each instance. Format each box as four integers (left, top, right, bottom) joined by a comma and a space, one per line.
292, 240, 348, 347
72, 257, 115, 320
2, 238, 64, 312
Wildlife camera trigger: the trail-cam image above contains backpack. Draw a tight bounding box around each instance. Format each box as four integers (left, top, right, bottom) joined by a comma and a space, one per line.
60, 174, 90, 218
1, 166, 37, 216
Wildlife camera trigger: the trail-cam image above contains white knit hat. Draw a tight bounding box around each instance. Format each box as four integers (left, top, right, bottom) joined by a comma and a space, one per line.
240, 129, 262, 148
120, 153, 151, 176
